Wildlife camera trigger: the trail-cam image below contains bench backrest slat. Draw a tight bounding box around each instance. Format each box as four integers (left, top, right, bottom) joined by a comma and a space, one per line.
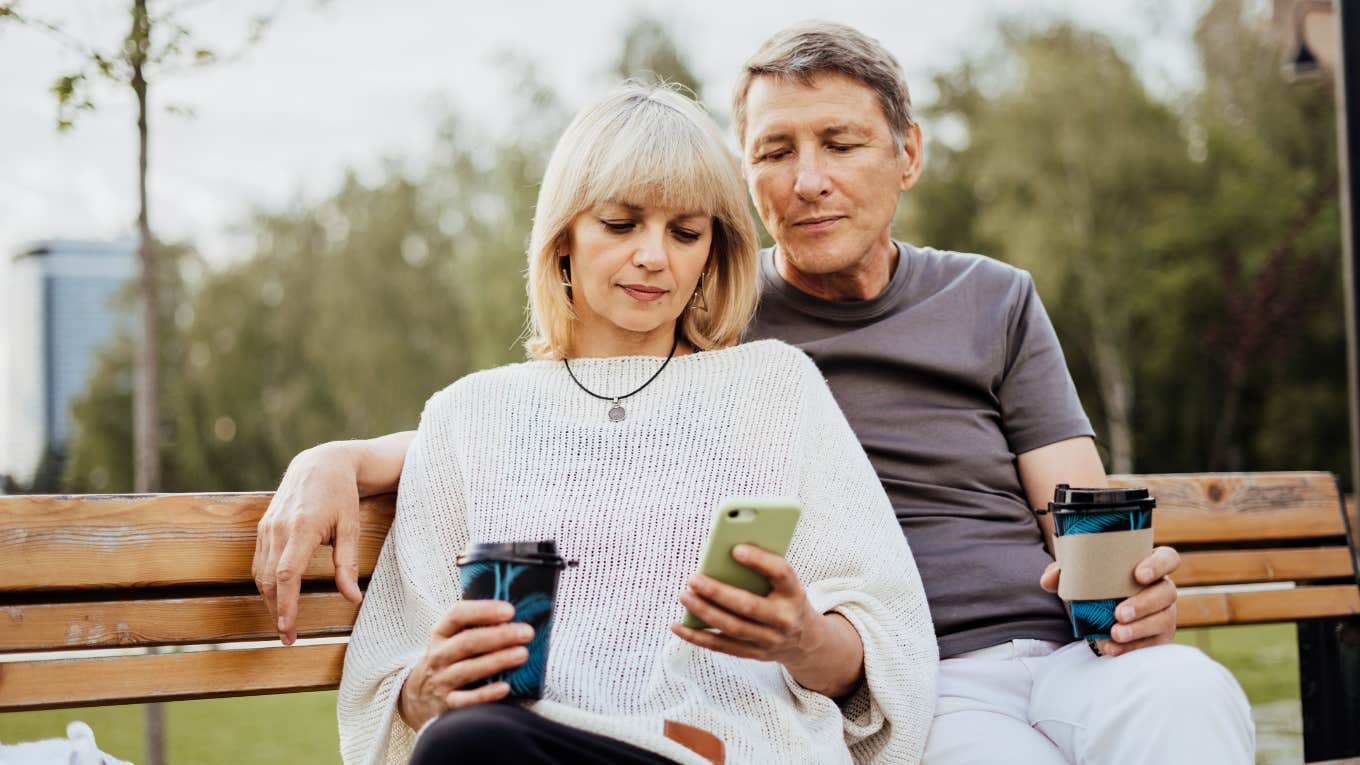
0, 591, 359, 652
1110, 472, 1346, 544
0, 493, 394, 591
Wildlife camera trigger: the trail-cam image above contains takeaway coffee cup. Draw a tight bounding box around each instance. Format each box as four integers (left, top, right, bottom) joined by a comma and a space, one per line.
455, 540, 577, 699
1048, 485, 1156, 640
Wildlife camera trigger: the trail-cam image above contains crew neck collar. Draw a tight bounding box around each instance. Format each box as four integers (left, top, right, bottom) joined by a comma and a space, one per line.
761, 241, 913, 323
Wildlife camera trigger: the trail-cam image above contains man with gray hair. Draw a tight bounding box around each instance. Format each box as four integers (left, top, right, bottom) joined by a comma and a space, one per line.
255, 20, 1255, 764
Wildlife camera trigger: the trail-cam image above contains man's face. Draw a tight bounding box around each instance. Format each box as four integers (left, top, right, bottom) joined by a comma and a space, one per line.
742, 72, 921, 279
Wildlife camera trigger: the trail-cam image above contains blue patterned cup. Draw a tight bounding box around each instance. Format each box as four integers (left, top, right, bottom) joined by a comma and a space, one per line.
456, 541, 576, 699
1049, 486, 1156, 640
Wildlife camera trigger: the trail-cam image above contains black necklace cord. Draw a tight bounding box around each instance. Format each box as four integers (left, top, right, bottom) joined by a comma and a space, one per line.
563, 335, 680, 403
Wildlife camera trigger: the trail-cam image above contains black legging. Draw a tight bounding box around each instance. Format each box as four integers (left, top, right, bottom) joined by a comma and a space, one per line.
409, 704, 682, 765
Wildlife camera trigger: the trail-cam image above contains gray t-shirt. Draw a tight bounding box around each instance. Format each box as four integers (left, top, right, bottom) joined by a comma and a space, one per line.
746, 242, 1095, 658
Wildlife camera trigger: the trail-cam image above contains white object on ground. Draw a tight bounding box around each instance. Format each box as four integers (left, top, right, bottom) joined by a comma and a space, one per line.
0, 721, 135, 765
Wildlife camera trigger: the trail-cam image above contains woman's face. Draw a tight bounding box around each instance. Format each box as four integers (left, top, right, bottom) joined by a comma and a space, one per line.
565, 200, 713, 350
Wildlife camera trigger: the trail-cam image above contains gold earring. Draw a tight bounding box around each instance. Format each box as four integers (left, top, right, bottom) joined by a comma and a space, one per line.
690, 272, 709, 311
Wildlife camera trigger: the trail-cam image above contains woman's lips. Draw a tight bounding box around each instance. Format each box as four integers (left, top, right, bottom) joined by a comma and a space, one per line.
621, 285, 668, 302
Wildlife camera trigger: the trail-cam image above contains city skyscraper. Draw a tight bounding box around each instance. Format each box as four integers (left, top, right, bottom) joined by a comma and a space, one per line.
2, 239, 136, 491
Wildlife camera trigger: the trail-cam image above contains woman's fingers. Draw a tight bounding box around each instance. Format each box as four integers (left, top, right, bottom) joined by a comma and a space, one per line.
434, 645, 531, 691
432, 600, 515, 639
445, 681, 511, 709
428, 621, 533, 669
670, 622, 766, 659
679, 589, 783, 646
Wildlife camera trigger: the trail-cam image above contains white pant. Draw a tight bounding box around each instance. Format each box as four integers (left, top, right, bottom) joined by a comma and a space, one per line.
922, 639, 1255, 764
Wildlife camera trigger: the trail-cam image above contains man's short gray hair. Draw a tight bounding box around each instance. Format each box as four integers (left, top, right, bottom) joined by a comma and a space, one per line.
732, 21, 915, 151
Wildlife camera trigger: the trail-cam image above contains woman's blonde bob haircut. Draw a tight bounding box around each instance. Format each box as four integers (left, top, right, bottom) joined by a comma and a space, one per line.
524, 82, 759, 360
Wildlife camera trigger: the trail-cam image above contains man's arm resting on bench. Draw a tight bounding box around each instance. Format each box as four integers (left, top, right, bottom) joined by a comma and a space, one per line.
253, 430, 417, 645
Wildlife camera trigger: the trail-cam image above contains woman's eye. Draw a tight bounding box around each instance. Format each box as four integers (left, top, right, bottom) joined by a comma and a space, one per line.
672, 228, 701, 243
602, 220, 634, 233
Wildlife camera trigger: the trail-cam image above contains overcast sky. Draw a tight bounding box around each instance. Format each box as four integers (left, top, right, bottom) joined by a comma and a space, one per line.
0, 0, 1214, 462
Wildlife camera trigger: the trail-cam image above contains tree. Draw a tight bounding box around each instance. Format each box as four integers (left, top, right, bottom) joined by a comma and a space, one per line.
2, 4, 281, 761
899, 1, 1346, 479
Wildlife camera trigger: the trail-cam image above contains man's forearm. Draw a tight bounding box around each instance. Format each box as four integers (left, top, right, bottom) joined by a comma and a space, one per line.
335, 431, 416, 497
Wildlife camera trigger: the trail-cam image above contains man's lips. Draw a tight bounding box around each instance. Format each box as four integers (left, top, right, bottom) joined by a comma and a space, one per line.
620, 284, 668, 302
793, 215, 845, 231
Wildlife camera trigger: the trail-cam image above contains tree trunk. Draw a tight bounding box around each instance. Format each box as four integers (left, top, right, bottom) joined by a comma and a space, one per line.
129, 2, 165, 763
1091, 334, 1135, 474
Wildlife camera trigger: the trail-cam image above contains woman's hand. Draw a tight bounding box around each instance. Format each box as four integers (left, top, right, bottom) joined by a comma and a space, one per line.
670, 544, 864, 697
399, 600, 534, 731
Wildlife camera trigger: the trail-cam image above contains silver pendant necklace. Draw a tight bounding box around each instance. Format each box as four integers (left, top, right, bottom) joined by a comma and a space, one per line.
563, 337, 679, 422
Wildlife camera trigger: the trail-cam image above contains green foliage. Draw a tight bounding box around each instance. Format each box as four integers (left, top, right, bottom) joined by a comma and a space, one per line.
613, 15, 705, 100
900, 0, 1346, 478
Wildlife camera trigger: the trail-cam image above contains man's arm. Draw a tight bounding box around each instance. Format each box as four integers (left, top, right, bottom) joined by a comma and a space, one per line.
1018, 436, 1181, 656
253, 430, 416, 645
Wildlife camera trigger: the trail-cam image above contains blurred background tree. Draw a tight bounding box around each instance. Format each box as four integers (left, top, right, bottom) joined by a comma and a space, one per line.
898, 0, 1345, 478
62, 2, 1350, 493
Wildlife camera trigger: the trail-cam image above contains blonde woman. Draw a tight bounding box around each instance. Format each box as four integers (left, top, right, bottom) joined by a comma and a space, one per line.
338, 83, 937, 765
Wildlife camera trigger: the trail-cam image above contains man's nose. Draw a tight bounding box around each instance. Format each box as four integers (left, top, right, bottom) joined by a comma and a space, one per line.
793, 156, 832, 201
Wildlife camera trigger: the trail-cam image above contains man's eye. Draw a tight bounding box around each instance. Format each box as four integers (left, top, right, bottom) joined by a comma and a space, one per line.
602, 220, 634, 233
828, 144, 856, 153
759, 149, 790, 162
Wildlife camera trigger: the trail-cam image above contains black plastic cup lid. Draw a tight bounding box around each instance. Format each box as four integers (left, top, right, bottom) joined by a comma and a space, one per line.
456, 540, 579, 568
1048, 484, 1156, 514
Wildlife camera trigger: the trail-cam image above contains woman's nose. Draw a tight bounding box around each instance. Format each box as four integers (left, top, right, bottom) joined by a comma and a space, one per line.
632, 226, 668, 270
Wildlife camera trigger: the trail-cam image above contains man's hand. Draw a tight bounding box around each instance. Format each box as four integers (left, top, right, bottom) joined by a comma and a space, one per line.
254, 442, 366, 645
1041, 545, 1181, 657
399, 600, 533, 731
670, 544, 864, 697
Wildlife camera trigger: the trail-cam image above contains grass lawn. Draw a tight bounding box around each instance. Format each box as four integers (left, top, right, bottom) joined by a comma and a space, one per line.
0, 624, 1300, 764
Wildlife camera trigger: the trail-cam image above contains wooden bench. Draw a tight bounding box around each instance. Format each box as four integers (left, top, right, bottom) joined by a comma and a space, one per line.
1, 472, 1357, 761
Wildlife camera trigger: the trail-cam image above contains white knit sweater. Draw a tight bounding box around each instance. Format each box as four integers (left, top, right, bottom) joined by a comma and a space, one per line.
338, 339, 937, 765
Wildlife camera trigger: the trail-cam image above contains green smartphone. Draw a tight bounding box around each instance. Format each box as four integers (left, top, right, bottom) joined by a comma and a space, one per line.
681, 496, 802, 630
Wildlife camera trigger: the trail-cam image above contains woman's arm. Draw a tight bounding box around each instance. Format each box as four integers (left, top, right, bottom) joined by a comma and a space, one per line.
253, 430, 416, 644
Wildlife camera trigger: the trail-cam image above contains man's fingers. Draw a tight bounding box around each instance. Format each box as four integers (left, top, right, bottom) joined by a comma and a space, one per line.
1115, 578, 1177, 624
1135, 546, 1181, 584
1039, 561, 1060, 593
445, 681, 510, 710
254, 526, 278, 622
432, 600, 516, 639
1099, 632, 1171, 657
274, 536, 316, 645
1109, 603, 1177, 644
332, 508, 363, 605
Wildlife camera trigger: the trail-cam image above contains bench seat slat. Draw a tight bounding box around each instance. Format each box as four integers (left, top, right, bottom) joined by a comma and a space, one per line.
0, 644, 346, 711
1175, 547, 1355, 587
0, 592, 359, 652
1177, 584, 1360, 628
0, 493, 395, 591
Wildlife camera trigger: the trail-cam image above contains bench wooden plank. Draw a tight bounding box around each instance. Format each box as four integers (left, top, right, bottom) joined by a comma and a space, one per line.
0, 592, 359, 652
0, 643, 346, 711
0, 493, 395, 591
1175, 547, 1355, 587
1177, 584, 1360, 628
1107, 472, 1346, 544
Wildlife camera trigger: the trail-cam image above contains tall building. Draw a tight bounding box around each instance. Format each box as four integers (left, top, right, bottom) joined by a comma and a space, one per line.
2, 240, 137, 490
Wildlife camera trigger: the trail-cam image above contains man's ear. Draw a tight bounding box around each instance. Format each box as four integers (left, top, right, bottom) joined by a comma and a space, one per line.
900, 123, 924, 192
